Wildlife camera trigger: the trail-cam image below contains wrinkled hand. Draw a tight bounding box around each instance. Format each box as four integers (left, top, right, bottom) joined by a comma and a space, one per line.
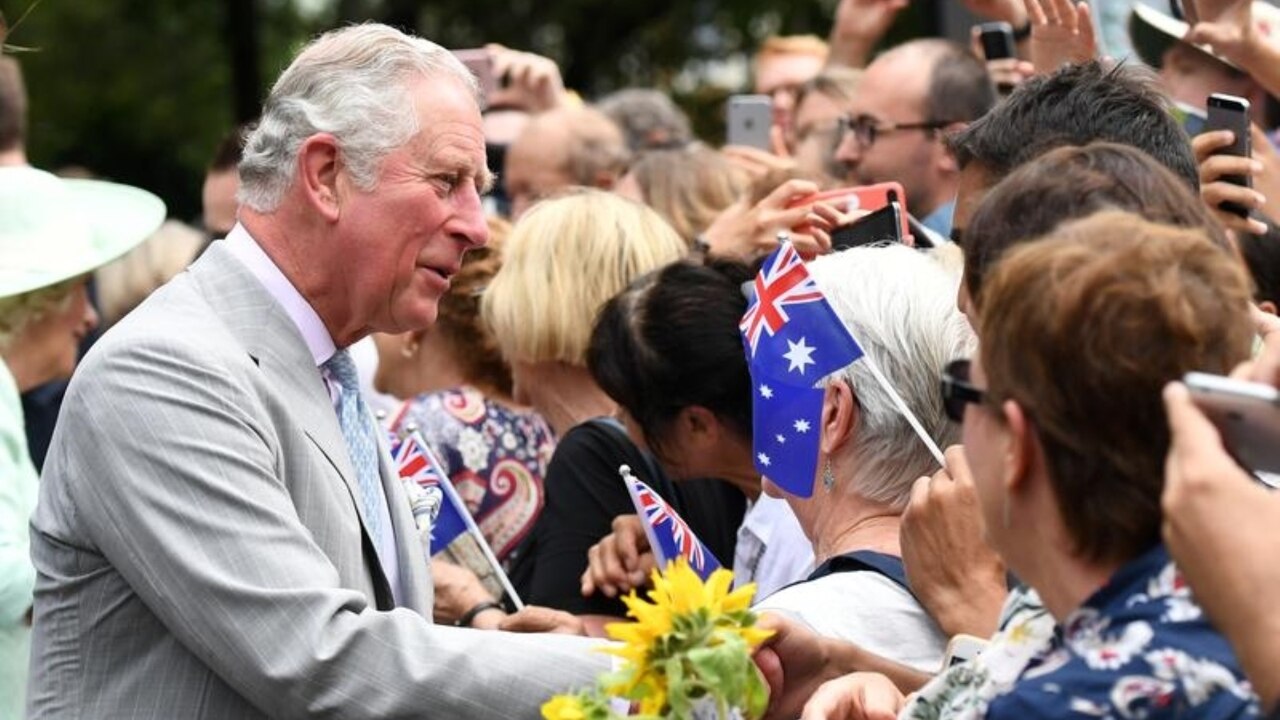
702, 178, 835, 260
432, 559, 501, 627
962, 0, 1029, 25
1162, 381, 1280, 706
581, 514, 655, 598
800, 673, 906, 720
1193, 129, 1270, 235
486, 43, 567, 113
1023, 0, 1098, 73
900, 445, 1007, 638
499, 605, 588, 635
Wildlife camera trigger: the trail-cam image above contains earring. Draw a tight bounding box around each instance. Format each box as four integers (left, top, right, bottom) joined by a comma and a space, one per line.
822, 458, 836, 493
401, 339, 419, 359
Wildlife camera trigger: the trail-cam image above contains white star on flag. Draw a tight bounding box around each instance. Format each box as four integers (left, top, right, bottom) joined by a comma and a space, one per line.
759, 384, 774, 399
775, 434, 786, 444
794, 419, 811, 433
783, 337, 817, 374
757, 452, 771, 466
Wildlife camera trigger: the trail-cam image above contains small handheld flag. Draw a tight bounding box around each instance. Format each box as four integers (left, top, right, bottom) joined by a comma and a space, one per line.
739, 242, 944, 497
389, 430, 524, 610
620, 464, 722, 581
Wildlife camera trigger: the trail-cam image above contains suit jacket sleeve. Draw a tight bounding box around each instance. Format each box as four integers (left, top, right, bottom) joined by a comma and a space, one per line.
43, 333, 607, 719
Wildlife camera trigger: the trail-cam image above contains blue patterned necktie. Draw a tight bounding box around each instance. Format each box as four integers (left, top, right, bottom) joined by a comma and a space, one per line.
323, 349, 386, 546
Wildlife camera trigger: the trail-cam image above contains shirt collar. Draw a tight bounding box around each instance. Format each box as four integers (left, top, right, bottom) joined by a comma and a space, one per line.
221, 224, 337, 367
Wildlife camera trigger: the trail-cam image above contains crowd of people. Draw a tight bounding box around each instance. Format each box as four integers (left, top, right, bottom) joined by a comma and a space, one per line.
5, 0, 1280, 718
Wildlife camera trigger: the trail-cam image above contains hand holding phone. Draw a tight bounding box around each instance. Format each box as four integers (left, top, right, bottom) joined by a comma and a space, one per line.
1205, 93, 1253, 218
1184, 371, 1280, 476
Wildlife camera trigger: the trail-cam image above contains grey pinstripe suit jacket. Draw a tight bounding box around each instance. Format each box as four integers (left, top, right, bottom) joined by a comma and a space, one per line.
26, 243, 606, 719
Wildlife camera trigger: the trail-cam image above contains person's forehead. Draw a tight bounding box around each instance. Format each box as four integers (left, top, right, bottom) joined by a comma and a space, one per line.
851, 53, 929, 115
794, 90, 844, 129
755, 53, 824, 93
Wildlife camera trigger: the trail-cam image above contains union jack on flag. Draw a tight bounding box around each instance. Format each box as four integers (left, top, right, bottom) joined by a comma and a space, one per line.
740, 241, 864, 497
740, 242, 826, 355
622, 466, 721, 580
388, 431, 447, 490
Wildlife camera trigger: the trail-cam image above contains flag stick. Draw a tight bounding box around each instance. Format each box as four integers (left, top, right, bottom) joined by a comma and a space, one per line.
859, 353, 946, 467
410, 431, 525, 611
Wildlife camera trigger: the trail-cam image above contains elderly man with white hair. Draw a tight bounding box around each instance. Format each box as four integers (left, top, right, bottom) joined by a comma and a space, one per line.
753, 244, 975, 674
26, 24, 605, 719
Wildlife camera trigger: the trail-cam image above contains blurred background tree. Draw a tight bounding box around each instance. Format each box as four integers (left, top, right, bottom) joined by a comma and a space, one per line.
5, 0, 932, 220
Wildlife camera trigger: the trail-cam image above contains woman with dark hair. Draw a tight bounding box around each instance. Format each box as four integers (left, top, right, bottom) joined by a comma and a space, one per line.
584, 258, 814, 601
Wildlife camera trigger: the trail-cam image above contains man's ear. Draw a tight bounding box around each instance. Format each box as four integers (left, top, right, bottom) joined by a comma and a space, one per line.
819, 381, 859, 457
297, 133, 343, 222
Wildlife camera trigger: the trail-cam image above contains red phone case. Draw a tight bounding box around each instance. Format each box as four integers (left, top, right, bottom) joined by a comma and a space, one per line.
788, 182, 910, 239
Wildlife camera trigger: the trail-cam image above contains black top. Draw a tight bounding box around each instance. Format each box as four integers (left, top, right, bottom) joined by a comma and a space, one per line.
508, 418, 746, 616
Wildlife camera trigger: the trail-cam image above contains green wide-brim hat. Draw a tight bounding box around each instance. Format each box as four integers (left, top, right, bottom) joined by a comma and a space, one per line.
0, 166, 165, 299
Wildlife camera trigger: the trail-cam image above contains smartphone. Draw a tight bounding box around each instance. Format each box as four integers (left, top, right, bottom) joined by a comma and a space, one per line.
1205, 93, 1253, 218
452, 48, 497, 109
943, 634, 988, 669
977, 22, 1017, 60
1184, 371, 1280, 475
787, 182, 911, 240
726, 95, 773, 151
830, 201, 903, 251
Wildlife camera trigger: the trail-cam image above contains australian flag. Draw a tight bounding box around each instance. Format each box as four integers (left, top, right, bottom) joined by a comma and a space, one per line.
389, 432, 468, 552
622, 468, 722, 581
740, 242, 865, 497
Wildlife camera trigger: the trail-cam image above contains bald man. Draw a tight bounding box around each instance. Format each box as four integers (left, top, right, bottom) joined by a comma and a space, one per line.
502, 106, 629, 219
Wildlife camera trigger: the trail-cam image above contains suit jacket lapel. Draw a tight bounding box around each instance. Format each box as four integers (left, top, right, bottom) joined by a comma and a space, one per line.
188, 243, 395, 606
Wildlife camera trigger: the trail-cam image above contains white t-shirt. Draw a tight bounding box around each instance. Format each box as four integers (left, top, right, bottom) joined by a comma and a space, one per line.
732, 494, 814, 599
754, 570, 948, 673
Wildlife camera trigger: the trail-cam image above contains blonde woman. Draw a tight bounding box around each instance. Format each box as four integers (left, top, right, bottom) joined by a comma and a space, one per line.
484, 188, 746, 623
0, 166, 162, 717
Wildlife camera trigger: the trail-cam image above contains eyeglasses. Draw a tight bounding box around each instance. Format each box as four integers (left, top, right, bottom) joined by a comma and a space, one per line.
838, 114, 954, 148
940, 359, 986, 422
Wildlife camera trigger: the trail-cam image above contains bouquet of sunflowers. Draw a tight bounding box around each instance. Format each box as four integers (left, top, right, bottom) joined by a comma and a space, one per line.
542, 559, 774, 720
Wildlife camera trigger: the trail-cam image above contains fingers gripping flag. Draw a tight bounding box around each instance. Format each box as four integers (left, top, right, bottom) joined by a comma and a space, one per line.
621, 465, 722, 581
740, 242, 864, 497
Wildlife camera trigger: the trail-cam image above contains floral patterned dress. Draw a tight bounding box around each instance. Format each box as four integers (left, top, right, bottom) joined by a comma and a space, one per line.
905, 544, 1258, 720
390, 385, 554, 564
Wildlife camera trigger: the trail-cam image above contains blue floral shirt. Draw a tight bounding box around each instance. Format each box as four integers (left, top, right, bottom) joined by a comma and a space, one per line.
986, 544, 1258, 719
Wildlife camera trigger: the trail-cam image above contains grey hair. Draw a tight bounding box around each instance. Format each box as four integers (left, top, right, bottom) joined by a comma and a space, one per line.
808, 244, 976, 508
237, 23, 478, 212
596, 88, 692, 152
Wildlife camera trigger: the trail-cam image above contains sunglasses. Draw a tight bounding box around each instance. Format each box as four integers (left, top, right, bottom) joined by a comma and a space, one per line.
941, 359, 987, 422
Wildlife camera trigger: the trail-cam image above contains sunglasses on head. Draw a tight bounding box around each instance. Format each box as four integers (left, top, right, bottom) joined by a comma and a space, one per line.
940, 359, 986, 422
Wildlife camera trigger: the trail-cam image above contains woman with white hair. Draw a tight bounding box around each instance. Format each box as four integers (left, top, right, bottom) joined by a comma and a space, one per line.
754, 243, 975, 673
0, 166, 163, 718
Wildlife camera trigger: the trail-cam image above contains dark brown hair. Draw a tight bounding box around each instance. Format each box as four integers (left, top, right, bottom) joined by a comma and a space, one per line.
978, 211, 1254, 565
963, 142, 1228, 310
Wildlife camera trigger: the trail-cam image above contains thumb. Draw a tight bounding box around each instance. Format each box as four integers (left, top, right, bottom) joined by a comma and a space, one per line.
1186, 21, 1232, 48
771, 124, 792, 159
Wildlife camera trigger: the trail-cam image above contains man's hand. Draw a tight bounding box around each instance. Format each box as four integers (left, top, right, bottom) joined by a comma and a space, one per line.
800, 673, 906, 720
581, 514, 655, 598
1192, 129, 1271, 235
703, 178, 837, 260
485, 44, 567, 113
431, 559, 499, 626
1023, 0, 1098, 73
1162, 381, 1280, 707
900, 445, 1007, 638
828, 0, 910, 68
755, 613, 837, 720
499, 606, 588, 636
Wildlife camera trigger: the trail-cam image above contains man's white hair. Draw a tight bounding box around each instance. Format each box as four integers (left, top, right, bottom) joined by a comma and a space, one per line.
237, 23, 478, 212
807, 244, 976, 508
